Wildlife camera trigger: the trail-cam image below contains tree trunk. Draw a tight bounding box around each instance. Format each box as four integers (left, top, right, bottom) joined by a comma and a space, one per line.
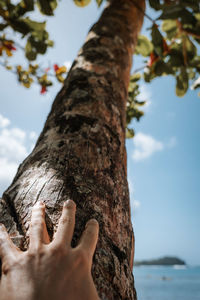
0, 0, 145, 299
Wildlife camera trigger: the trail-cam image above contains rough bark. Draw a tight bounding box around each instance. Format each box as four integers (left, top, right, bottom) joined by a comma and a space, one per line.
0, 0, 145, 299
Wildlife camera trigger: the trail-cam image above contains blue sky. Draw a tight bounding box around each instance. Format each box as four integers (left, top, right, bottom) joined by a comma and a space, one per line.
0, 1, 199, 265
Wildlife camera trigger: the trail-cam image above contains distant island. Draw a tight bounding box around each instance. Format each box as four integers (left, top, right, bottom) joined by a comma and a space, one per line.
134, 256, 186, 266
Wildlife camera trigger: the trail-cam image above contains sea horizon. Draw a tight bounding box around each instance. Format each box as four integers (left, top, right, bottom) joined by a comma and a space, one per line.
133, 265, 200, 300
134, 264, 200, 268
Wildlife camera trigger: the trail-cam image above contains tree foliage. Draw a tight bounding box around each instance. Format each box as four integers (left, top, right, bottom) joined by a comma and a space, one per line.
0, 0, 67, 93
0, 0, 200, 138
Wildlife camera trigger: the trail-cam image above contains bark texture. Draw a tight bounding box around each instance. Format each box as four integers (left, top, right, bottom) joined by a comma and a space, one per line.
0, 0, 145, 299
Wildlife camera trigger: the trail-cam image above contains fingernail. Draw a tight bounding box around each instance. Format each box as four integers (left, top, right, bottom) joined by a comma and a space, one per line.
64, 199, 76, 209
86, 219, 98, 227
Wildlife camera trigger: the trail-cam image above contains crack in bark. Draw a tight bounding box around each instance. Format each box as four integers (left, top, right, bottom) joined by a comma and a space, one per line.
35, 181, 48, 203
22, 179, 38, 202
56, 183, 65, 203
2, 193, 24, 237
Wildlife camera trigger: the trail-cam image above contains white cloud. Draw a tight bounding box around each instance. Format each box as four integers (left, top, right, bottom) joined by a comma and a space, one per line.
132, 132, 164, 162
132, 133, 177, 162
0, 158, 18, 182
138, 85, 151, 111
0, 114, 10, 128
132, 199, 141, 210
29, 131, 38, 140
0, 128, 28, 161
130, 196, 141, 218
128, 178, 140, 213
0, 114, 37, 193
128, 179, 134, 195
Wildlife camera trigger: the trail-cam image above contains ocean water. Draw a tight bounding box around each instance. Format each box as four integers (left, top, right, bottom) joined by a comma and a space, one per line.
133, 265, 200, 300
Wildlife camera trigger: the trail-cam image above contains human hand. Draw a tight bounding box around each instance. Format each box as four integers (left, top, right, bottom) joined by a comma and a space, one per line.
0, 200, 99, 300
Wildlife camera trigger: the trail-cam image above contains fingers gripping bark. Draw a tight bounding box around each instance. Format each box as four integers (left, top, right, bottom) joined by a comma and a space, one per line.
78, 219, 99, 263
0, 200, 100, 300
52, 200, 76, 247
29, 201, 50, 250
0, 200, 99, 272
0, 224, 18, 260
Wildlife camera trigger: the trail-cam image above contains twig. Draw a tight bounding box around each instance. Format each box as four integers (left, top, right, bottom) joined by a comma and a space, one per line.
182, 37, 187, 66
133, 65, 147, 73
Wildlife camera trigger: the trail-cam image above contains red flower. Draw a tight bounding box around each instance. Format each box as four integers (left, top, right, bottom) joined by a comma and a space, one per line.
147, 52, 159, 67
40, 86, 47, 94
54, 64, 59, 72
5, 43, 16, 51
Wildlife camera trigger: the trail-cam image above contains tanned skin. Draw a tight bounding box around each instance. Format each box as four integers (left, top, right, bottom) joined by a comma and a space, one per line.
0, 200, 100, 300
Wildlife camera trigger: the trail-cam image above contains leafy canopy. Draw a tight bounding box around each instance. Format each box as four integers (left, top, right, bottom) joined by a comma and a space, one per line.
0, 0, 200, 138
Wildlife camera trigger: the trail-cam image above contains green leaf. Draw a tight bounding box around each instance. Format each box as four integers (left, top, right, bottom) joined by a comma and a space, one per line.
126, 128, 135, 139
130, 73, 141, 83
29, 35, 47, 54
176, 68, 188, 97
10, 0, 34, 18
73, 0, 91, 7
50, 0, 57, 10
161, 20, 177, 40
38, 74, 52, 86
189, 56, 200, 70
162, 20, 177, 32
135, 35, 153, 57
168, 49, 184, 67
9, 19, 30, 35
154, 60, 174, 76
28, 64, 38, 75
188, 69, 196, 80
96, 0, 103, 7
126, 105, 144, 123
180, 8, 197, 25
23, 17, 46, 32
149, 0, 161, 10
0, 0, 6, 8
159, 5, 197, 25
0, 23, 8, 30
22, 0, 34, 10
180, 0, 200, 12
47, 40, 54, 47
144, 69, 156, 83
195, 13, 200, 21
184, 36, 197, 60
126, 72, 145, 126
37, 0, 57, 15
151, 25, 163, 56
25, 38, 37, 60
31, 28, 48, 41
158, 5, 183, 20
